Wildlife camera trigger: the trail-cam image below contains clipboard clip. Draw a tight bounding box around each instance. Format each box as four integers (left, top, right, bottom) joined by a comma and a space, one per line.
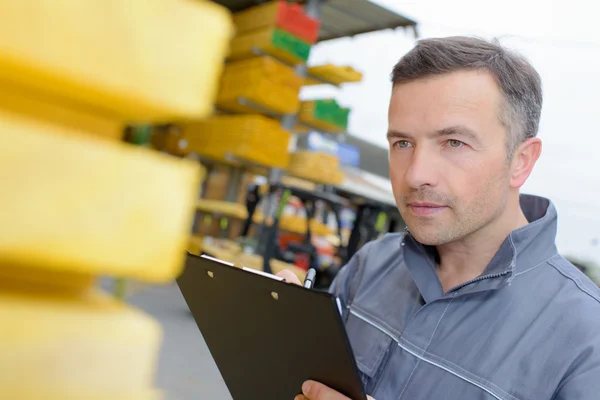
240, 266, 286, 282
200, 254, 285, 282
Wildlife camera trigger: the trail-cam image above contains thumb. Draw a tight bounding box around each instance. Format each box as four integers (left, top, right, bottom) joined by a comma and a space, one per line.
301, 380, 350, 400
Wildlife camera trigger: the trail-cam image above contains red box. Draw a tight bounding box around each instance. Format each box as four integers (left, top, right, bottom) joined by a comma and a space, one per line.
276, 2, 321, 44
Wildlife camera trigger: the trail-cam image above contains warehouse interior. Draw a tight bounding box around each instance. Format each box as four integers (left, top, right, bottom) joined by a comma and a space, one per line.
5, 0, 598, 399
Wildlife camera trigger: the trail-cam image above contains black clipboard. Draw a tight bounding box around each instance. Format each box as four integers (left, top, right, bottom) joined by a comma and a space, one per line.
177, 253, 367, 400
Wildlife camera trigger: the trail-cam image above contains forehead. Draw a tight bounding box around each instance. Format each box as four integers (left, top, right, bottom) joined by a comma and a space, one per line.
388, 70, 505, 134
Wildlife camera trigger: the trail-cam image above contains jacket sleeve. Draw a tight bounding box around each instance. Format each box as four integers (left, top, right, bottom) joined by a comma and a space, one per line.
328, 241, 373, 320
552, 334, 600, 400
553, 364, 600, 399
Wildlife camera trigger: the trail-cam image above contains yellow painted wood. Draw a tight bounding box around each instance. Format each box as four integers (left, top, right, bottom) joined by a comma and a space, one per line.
196, 200, 248, 220
184, 115, 291, 168
0, 388, 161, 400
0, 0, 233, 123
0, 264, 96, 294
0, 111, 201, 283
0, 289, 161, 397
0, 80, 123, 141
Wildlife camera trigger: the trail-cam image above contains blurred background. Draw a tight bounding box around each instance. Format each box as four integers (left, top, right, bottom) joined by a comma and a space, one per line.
305, 0, 600, 278
2, 1, 598, 399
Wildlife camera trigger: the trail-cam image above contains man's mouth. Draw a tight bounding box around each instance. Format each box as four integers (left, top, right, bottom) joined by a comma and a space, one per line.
407, 202, 448, 216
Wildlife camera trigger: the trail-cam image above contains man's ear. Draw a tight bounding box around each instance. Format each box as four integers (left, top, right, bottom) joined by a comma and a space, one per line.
510, 137, 542, 189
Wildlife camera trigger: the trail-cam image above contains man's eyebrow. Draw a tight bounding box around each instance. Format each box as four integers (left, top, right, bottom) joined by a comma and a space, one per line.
386, 130, 412, 140
387, 126, 482, 145
436, 126, 481, 144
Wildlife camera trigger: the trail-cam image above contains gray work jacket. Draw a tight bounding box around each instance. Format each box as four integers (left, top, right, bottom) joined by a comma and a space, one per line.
330, 195, 600, 400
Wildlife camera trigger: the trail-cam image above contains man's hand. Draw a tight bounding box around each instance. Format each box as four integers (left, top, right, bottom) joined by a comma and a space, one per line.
294, 380, 375, 400
277, 270, 303, 286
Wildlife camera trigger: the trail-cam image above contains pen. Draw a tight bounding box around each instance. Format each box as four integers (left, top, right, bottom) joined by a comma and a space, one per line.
303, 268, 317, 289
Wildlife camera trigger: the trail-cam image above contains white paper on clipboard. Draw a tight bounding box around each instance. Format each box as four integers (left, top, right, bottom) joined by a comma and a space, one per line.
201, 254, 340, 313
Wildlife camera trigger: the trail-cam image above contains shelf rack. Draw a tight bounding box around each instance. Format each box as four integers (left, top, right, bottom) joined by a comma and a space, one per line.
202, 0, 417, 277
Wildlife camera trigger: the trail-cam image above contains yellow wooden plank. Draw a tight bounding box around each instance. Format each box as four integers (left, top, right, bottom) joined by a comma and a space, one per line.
0, 0, 233, 123
0, 111, 201, 283
196, 200, 248, 220
0, 289, 161, 398
0, 80, 123, 141
0, 389, 161, 400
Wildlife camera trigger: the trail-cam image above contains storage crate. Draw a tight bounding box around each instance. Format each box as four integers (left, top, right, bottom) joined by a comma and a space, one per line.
287, 151, 344, 185
289, 151, 340, 170
217, 67, 300, 114
182, 115, 291, 168
228, 26, 311, 65
299, 99, 350, 133
0, 0, 233, 123
222, 56, 302, 90
233, 1, 320, 44
305, 64, 363, 86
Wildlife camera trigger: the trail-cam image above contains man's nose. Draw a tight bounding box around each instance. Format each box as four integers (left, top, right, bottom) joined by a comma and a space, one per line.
404, 146, 438, 189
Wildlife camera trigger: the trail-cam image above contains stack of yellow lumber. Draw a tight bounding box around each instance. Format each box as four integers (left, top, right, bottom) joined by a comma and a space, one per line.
298, 99, 350, 133
0, 0, 232, 137
287, 151, 345, 185
227, 1, 317, 65
0, 0, 232, 399
304, 64, 363, 86
183, 114, 291, 168
0, 122, 203, 400
217, 56, 302, 115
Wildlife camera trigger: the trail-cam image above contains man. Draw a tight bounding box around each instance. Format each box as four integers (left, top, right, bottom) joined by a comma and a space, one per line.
280, 36, 600, 400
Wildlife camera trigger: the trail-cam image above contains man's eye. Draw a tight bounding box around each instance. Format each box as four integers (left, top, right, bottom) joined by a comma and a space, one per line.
447, 139, 464, 148
394, 140, 412, 149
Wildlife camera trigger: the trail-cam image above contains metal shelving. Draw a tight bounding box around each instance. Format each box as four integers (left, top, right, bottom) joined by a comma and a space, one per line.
201, 0, 416, 278
211, 0, 418, 41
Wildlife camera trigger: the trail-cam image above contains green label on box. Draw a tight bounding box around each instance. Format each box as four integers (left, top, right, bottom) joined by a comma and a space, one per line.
312, 100, 350, 129
272, 28, 311, 61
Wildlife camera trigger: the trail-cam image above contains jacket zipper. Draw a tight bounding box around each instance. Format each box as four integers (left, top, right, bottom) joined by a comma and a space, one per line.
349, 308, 507, 400
447, 268, 512, 294
404, 227, 514, 296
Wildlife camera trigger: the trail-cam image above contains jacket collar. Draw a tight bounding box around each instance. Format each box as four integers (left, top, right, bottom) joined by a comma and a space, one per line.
401, 194, 559, 302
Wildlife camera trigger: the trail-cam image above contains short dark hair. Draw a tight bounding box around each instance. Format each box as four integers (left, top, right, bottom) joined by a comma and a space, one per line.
391, 36, 543, 158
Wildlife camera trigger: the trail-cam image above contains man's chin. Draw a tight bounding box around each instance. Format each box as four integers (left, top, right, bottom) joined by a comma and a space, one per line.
406, 227, 450, 246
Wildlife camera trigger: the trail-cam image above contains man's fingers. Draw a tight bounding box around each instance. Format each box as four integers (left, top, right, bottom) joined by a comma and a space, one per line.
302, 380, 349, 400
299, 380, 377, 400
277, 270, 302, 286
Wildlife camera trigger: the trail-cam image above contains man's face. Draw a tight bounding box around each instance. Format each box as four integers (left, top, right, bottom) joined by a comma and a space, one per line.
388, 69, 512, 245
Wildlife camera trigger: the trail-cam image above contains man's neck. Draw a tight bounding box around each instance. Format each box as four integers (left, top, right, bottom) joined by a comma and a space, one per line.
435, 200, 529, 293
